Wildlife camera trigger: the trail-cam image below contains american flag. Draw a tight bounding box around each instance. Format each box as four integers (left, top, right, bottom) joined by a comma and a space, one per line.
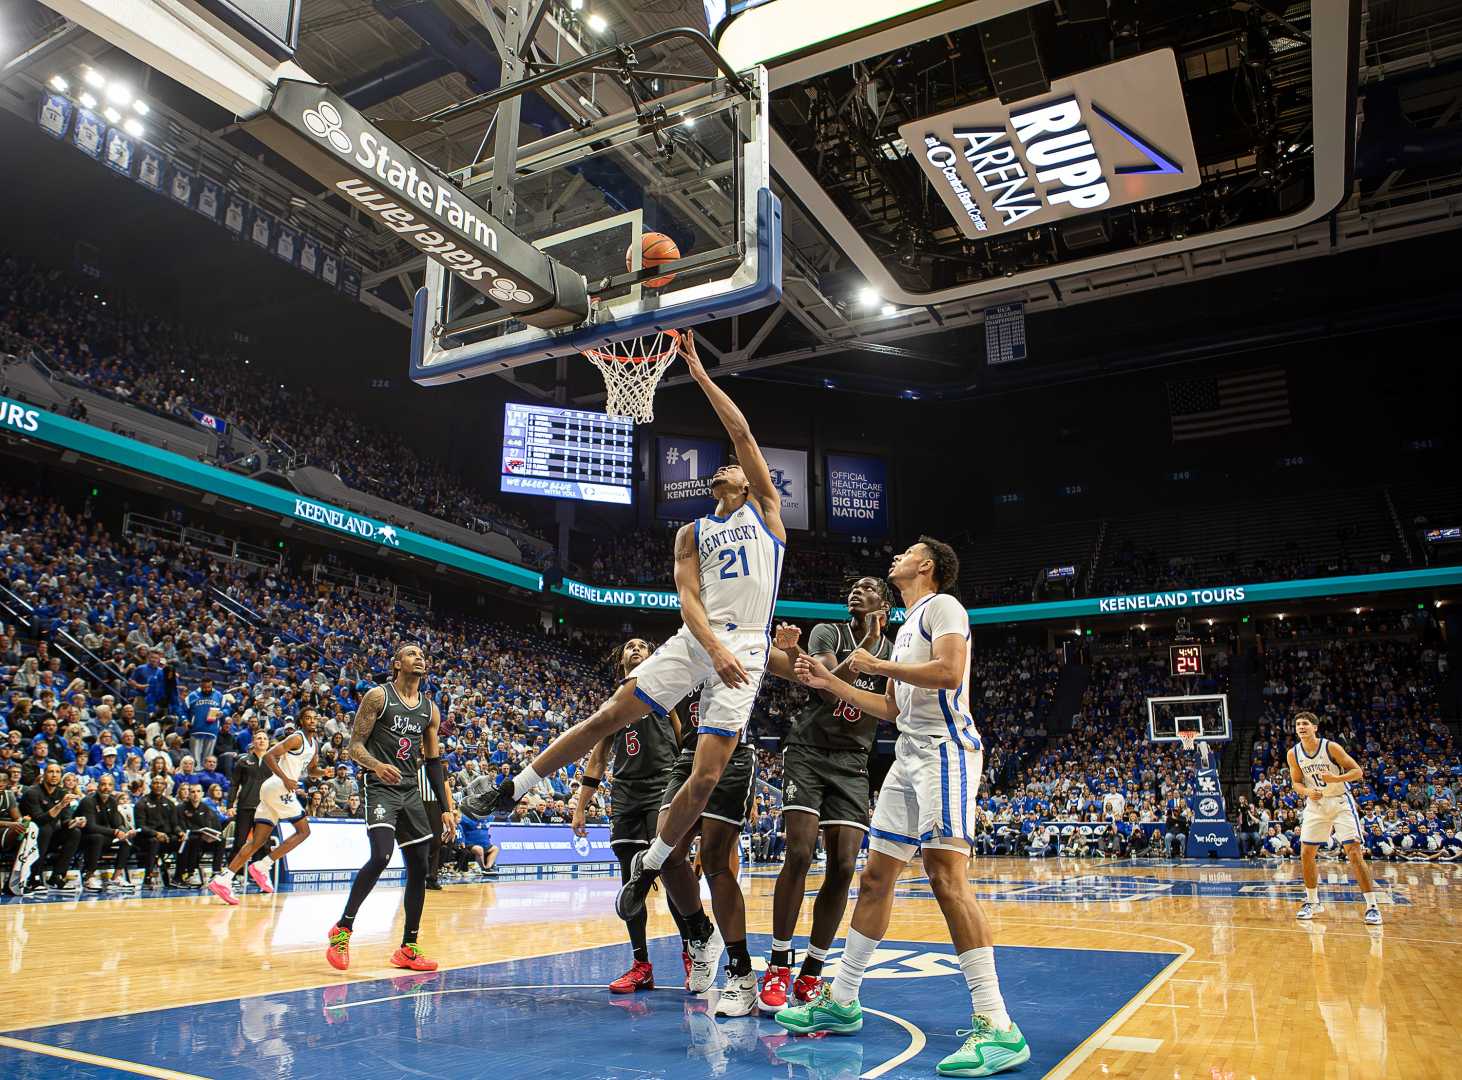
1167, 369, 1291, 442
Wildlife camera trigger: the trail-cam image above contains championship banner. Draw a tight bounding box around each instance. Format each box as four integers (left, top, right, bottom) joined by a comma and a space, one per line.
320, 249, 339, 288
103, 128, 135, 177
167, 163, 195, 209
274, 224, 298, 266
763, 446, 808, 531
298, 235, 320, 276
249, 207, 273, 250
136, 144, 166, 192
826, 452, 889, 535
72, 108, 105, 159
655, 435, 728, 520
339, 262, 361, 300
38, 91, 72, 139
196, 179, 223, 224
223, 194, 248, 237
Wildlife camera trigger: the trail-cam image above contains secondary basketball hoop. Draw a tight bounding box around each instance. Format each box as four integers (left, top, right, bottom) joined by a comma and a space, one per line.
1177, 729, 1199, 753
581, 329, 683, 423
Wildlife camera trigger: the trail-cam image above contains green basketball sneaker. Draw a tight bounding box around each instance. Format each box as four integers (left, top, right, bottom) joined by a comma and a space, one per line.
937, 1014, 1030, 1076
773, 983, 864, 1034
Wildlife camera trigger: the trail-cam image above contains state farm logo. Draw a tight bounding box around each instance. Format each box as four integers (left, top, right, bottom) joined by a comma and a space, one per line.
489, 276, 533, 305
303, 102, 352, 154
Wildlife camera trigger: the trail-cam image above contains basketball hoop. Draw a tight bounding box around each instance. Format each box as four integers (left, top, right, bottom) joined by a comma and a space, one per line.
581, 329, 683, 423
1177, 729, 1199, 753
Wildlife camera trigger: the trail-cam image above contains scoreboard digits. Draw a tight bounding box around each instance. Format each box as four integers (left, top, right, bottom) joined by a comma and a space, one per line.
1169, 643, 1204, 677
501, 403, 634, 505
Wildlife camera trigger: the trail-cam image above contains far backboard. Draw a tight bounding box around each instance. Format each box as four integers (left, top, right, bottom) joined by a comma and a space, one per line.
1147, 694, 1230, 743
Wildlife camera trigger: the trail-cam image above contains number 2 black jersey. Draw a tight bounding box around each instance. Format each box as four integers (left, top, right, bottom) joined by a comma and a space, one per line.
364, 681, 430, 791
785, 622, 892, 753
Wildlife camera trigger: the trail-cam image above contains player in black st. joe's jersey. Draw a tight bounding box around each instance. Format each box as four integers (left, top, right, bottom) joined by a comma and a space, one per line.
326, 643, 457, 974
571, 638, 721, 995
758, 576, 894, 1013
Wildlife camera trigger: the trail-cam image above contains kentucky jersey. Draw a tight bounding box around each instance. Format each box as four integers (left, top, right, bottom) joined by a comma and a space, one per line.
366, 682, 430, 790
1294, 739, 1348, 799
891, 592, 980, 748
695, 501, 784, 630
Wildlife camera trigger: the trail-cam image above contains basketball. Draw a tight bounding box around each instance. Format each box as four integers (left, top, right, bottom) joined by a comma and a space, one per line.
631, 231, 680, 289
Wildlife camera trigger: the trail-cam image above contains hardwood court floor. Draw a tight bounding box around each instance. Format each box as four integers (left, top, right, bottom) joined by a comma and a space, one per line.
2, 856, 1457, 1078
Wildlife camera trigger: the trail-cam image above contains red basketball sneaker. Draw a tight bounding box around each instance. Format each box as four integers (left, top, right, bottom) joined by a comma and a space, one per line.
758, 966, 791, 1013
390, 944, 439, 972
792, 974, 823, 1004
609, 960, 655, 994
325, 924, 352, 971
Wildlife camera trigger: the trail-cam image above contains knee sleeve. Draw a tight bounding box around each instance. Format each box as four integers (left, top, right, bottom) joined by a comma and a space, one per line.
364, 827, 396, 873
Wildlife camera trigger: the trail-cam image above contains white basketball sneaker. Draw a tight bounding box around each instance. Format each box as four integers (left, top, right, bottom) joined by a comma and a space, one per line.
688, 928, 725, 994
714, 971, 757, 1017
1363, 905, 1382, 925
1295, 901, 1324, 920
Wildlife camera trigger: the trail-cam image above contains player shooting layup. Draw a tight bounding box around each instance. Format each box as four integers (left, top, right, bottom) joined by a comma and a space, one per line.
778, 537, 1030, 1077
1289, 711, 1383, 925
462, 331, 785, 959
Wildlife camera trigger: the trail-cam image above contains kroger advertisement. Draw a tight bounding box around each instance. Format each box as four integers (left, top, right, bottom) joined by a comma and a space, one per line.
825, 452, 889, 535
656, 435, 728, 519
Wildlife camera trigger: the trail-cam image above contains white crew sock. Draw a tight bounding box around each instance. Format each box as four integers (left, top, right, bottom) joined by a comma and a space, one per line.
512, 766, 541, 800
806, 944, 830, 963
1363, 890, 1379, 908
642, 836, 674, 871
1305, 887, 1319, 904
959, 946, 1011, 1030
830, 928, 878, 1005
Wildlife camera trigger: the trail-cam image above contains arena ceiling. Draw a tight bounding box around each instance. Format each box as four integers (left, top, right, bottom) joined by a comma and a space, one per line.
1, 0, 1460, 400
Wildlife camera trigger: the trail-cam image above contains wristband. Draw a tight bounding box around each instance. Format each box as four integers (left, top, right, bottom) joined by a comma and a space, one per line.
580, 775, 601, 790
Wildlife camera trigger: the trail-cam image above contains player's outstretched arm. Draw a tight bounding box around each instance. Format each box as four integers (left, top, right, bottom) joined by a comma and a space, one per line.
794, 654, 897, 721
674, 522, 750, 688
571, 736, 612, 836
763, 622, 802, 682
349, 687, 400, 784
680, 331, 786, 541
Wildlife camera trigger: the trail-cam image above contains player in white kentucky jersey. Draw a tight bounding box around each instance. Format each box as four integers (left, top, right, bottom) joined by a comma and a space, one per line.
1288, 711, 1383, 925
208, 706, 326, 904
778, 537, 1030, 1077
461, 330, 785, 1014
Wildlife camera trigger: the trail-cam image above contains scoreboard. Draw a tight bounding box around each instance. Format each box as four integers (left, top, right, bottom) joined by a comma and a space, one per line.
500, 403, 634, 505
1169, 643, 1204, 677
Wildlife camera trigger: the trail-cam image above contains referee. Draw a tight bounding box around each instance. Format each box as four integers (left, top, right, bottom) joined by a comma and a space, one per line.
421, 757, 445, 890
229, 730, 271, 871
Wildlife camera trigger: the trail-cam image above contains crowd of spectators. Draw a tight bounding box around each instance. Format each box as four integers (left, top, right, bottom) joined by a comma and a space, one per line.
0, 255, 548, 547
1240, 628, 1459, 862
1095, 539, 1393, 598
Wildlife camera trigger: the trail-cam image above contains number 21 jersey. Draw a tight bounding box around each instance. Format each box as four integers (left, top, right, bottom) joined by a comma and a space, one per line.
695, 501, 784, 631
365, 681, 430, 790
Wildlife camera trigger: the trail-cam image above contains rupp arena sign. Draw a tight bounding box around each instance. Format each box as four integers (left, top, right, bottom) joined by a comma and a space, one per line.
900, 49, 1199, 239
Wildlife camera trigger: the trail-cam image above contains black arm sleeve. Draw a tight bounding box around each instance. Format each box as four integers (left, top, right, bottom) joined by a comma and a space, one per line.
424, 758, 450, 808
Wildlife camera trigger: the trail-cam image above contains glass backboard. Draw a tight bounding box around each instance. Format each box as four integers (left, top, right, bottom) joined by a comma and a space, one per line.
1147, 694, 1231, 743
410, 67, 780, 385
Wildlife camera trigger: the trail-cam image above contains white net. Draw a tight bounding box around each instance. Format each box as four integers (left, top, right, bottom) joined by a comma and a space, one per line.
582, 330, 682, 423
1177, 730, 1198, 752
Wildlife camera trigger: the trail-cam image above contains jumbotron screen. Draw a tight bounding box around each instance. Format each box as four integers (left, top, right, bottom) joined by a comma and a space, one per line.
500, 402, 634, 505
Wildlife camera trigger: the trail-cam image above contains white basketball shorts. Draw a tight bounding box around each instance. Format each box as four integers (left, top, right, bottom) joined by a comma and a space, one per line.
869, 731, 984, 862
630, 625, 768, 735
255, 775, 306, 826
1299, 794, 1363, 846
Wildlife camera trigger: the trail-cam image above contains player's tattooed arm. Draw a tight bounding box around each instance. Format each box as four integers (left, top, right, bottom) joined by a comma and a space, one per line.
349, 686, 398, 783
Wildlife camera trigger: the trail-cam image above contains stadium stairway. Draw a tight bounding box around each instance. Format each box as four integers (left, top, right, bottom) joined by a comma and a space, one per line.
1220, 647, 1263, 802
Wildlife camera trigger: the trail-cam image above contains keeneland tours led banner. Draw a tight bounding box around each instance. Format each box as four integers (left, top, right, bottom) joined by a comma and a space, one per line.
899, 50, 1199, 240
